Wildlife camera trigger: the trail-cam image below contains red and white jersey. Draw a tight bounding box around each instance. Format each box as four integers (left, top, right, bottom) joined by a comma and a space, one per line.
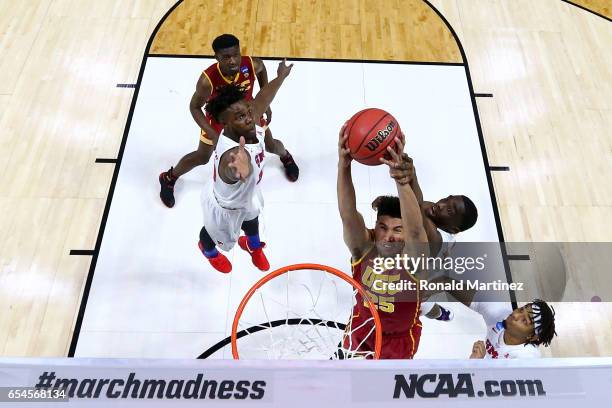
212, 126, 266, 210
202, 56, 257, 102
436, 228, 456, 258
471, 302, 540, 359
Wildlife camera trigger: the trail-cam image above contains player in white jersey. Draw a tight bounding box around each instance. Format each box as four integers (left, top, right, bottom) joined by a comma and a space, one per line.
198, 59, 293, 273
377, 155, 479, 322
419, 228, 457, 321
469, 300, 557, 359
420, 269, 558, 358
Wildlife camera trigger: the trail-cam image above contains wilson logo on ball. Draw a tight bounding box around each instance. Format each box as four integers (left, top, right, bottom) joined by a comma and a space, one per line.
366, 120, 396, 151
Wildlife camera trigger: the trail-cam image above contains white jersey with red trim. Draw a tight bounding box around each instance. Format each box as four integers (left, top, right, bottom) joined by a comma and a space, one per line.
437, 229, 456, 258
471, 302, 540, 359
212, 125, 266, 210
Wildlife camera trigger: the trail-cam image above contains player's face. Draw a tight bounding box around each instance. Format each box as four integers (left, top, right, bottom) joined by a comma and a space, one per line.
505, 304, 536, 341
215, 45, 241, 77
374, 216, 404, 257
425, 195, 465, 233
224, 101, 256, 138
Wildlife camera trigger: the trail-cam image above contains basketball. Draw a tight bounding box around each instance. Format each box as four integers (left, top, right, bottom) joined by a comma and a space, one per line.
344, 108, 402, 166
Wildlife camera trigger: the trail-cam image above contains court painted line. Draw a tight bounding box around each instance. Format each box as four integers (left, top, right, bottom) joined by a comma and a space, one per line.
506, 255, 531, 261
561, 0, 612, 22
69, 250, 96, 256
148, 54, 465, 66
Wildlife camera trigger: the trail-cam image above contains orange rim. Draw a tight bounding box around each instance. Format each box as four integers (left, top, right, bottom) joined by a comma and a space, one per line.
231, 263, 383, 359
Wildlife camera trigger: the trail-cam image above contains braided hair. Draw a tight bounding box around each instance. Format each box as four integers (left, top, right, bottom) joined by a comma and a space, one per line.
528, 299, 557, 347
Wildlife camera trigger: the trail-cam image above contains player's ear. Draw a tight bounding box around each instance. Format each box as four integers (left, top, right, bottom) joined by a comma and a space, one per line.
372, 196, 383, 210
218, 111, 228, 125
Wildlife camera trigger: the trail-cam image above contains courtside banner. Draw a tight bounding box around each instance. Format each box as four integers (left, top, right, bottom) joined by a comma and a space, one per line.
0, 358, 611, 407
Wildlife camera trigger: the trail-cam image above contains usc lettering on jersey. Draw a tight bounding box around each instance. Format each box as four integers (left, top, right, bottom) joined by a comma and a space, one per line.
351, 245, 422, 336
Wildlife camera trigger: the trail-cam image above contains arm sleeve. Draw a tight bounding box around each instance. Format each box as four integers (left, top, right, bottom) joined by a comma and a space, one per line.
470, 301, 512, 327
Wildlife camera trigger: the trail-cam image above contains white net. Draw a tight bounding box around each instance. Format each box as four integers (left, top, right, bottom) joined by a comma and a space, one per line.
232, 265, 380, 359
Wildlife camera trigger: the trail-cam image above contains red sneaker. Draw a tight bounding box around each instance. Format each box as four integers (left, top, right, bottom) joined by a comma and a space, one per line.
238, 236, 270, 271
198, 241, 232, 273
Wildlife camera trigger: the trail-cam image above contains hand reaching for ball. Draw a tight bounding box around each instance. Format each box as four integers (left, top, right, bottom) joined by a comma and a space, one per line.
343, 109, 401, 166
379, 135, 413, 185
338, 121, 353, 168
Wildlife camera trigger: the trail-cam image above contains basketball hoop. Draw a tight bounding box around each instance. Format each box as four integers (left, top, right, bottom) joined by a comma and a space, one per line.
231, 263, 383, 359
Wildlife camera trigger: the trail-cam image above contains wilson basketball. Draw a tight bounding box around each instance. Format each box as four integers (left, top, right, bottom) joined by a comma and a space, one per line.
344, 108, 402, 166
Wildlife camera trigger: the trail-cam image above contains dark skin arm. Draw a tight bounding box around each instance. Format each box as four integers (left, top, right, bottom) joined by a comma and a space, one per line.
385, 155, 440, 254
252, 58, 272, 125
404, 156, 424, 205
190, 74, 220, 143
422, 211, 443, 256
380, 138, 429, 259
251, 59, 293, 121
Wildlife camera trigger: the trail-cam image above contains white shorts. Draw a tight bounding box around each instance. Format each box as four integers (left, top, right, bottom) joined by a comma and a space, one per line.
201, 188, 261, 252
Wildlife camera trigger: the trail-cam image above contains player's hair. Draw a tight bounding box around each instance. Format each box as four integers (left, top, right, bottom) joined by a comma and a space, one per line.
372, 195, 401, 219
458, 195, 478, 232
212, 34, 240, 52
527, 299, 557, 347
204, 83, 247, 123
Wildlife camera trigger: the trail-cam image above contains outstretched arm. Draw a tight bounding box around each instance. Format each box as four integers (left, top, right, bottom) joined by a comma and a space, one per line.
251, 59, 293, 120
405, 156, 424, 205
337, 123, 370, 259
385, 150, 424, 205
218, 137, 253, 184
384, 134, 423, 206
190, 73, 220, 143
253, 57, 269, 86
380, 138, 428, 258
253, 58, 272, 125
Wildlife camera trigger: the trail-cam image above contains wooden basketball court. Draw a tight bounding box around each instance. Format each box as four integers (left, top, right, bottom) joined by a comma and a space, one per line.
0, 0, 610, 358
